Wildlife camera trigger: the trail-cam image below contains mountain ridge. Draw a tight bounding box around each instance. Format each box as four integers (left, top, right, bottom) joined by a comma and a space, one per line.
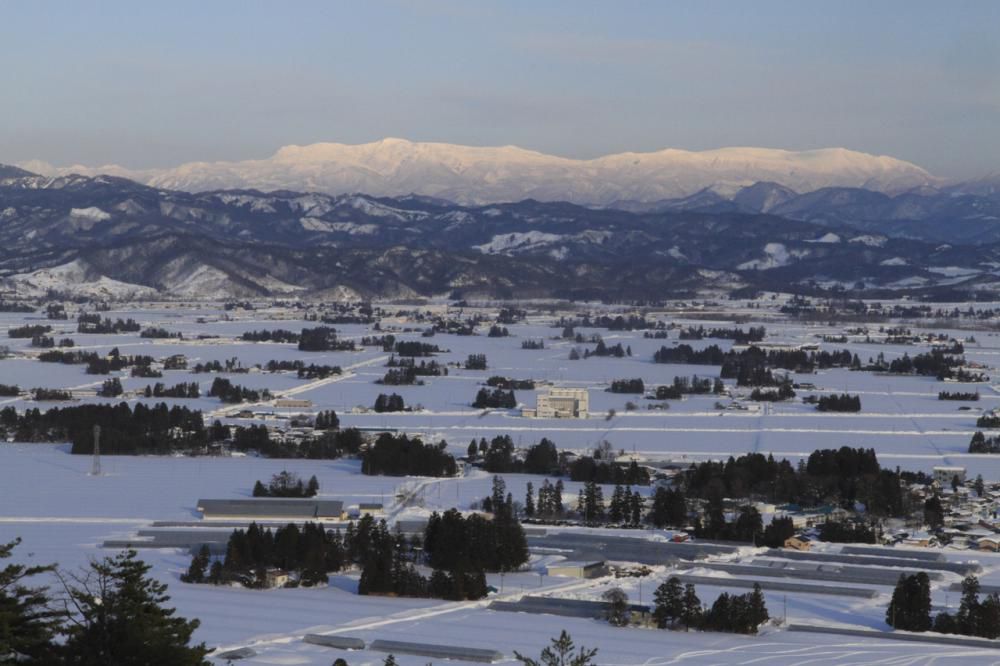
18, 139, 936, 205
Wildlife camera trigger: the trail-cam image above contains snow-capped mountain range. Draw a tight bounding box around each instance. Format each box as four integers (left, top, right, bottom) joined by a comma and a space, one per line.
20, 138, 936, 205
2, 165, 1000, 301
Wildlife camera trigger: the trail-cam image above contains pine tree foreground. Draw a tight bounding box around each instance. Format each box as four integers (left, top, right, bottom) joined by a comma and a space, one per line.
513, 630, 598, 666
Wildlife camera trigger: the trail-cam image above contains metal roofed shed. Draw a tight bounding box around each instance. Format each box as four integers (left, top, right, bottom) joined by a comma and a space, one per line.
302, 634, 366, 650
545, 560, 608, 579
368, 639, 503, 663
196, 498, 346, 521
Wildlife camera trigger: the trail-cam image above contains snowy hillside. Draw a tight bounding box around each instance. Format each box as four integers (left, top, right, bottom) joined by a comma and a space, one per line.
21, 138, 935, 205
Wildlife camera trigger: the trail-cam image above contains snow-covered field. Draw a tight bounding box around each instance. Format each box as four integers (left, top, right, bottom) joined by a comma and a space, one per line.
4, 300, 1000, 663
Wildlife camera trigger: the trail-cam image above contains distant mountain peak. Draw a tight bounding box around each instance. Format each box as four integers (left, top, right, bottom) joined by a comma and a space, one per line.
19, 139, 937, 205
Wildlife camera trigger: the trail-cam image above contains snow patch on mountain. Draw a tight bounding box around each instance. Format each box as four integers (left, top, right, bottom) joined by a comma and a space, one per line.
849, 234, 887, 247
807, 232, 841, 244
474, 231, 565, 254
5, 260, 157, 300
737, 243, 807, 270
70, 206, 111, 221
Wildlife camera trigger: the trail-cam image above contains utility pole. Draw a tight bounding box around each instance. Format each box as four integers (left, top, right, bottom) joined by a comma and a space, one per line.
90, 424, 101, 476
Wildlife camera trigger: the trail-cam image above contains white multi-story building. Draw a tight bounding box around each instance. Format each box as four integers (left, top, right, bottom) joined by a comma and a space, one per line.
523, 387, 589, 418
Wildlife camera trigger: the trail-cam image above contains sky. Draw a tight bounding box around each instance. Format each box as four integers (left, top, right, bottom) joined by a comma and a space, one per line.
0, 1, 997, 179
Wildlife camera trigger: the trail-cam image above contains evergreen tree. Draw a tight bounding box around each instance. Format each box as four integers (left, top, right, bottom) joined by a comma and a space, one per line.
61, 549, 209, 665
180, 545, 210, 584
748, 583, 769, 629
0, 538, 63, 664
525, 482, 535, 517
681, 583, 702, 631
306, 475, 320, 497
958, 574, 982, 636
653, 576, 684, 629
513, 630, 598, 666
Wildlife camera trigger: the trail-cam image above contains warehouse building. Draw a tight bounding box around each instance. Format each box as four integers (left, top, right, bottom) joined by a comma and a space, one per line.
196, 498, 346, 521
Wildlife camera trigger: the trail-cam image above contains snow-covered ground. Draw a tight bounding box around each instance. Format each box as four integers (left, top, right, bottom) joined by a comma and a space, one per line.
4, 300, 1000, 663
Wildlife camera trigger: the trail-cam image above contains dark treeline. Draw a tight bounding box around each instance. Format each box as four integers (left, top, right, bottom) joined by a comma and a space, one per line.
969, 431, 1000, 453
97, 378, 122, 397
887, 574, 1000, 639
473, 387, 516, 409
241, 329, 300, 343
0, 383, 20, 396
386, 355, 447, 374
207, 377, 271, 403
465, 353, 488, 370
654, 376, 723, 399
77, 313, 140, 334
231, 424, 363, 459
379, 358, 446, 385
0, 401, 368, 459
653, 577, 768, 635
252, 471, 319, 498
655, 344, 855, 377
608, 378, 644, 394
555, 314, 659, 331
487, 325, 509, 337
486, 376, 534, 390
9, 324, 51, 338
140, 327, 182, 339
297, 327, 355, 352
818, 519, 878, 543
373, 393, 406, 412
569, 457, 650, 485
0, 402, 206, 454
264, 360, 341, 379
940, 391, 979, 401
679, 326, 766, 344
361, 432, 456, 476
865, 350, 976, 381
475, 436, 559, 475
811, 393, 862, 412
192, 358, 250, 373
682, 448, 914, 518
191, 503, 529, 601
521, 339, 545, 350
426, 493, 529, 573
37, 347, 155, 376
393, 340, 441, 357
32, 388, 73, 401
144, 382, 200, 399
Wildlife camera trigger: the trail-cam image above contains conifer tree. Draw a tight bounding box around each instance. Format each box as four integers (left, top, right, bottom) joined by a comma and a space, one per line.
653, 576, 684, 628
61, 549, 209, 666
0, 538, 63, 664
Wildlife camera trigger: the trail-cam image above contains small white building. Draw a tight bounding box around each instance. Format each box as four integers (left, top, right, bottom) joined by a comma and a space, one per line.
934, 466, 967, 487
523, 388, 589, 418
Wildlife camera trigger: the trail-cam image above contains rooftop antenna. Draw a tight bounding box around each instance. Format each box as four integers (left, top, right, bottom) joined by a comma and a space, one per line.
91, 424, 101, 476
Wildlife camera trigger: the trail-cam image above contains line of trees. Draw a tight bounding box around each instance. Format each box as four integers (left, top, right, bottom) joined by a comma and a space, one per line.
144, 382, 200, 398
653, 577, 768, 634
473, 387, 516, 409
813, 393, 862, 412
207, 377, 271, 403
298, 327, 355, 352
252, 471, 319, 498
361, 432, 456, 476
886, 573, 1000, 639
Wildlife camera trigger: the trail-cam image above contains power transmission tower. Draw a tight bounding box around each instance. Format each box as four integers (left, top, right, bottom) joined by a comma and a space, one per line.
91, 424, 101, 476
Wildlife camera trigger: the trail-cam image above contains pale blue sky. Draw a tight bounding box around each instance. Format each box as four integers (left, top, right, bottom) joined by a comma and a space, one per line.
1, 1, 997, 178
